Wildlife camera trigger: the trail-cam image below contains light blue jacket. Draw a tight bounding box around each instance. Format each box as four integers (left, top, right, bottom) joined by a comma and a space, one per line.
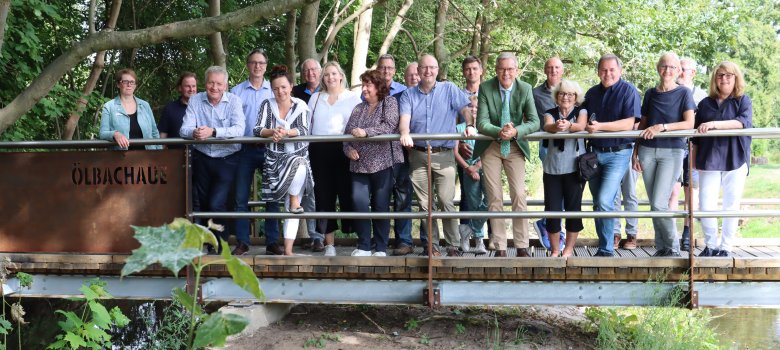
99, 96, 162, 150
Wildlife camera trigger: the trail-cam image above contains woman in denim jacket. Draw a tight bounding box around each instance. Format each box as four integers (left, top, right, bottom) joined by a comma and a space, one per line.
99, 68, 161, 150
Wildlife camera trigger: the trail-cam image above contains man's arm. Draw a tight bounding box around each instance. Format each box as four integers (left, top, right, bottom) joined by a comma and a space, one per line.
476, 85, 501, 138
514, 86, 539, 137
398, 90, 414, 147
179, 101, 197, 139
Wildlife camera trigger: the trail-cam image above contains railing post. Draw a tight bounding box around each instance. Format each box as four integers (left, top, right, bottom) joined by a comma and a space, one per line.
424, 144, 438, 308
686, 139, 698, 309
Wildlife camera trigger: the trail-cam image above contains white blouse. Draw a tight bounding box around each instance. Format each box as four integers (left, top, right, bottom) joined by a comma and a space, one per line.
307, 90, 362, 135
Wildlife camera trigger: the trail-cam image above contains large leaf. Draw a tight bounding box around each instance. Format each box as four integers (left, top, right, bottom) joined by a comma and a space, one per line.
109, 306, 131, 327
121, 224, 203, 277
220, 240, 264, 300
169, 218, 218, 249
192, 312, 249, 349
172, 287, 204, 317
63, 331, 87, 349
0, 317, 11, 335
88, 301, 111, 329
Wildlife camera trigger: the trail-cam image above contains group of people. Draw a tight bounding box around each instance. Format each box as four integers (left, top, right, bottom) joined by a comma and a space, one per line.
99, 49, 753, 258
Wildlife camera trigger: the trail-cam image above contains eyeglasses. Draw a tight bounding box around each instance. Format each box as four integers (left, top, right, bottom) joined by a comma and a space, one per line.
496, 67, 517, 73
302, 68, 320, 73
419, 65, 438, 71
659, 65, 678, 71
681, 68, 694, 73
557, 92, 576, 98
377, 66, 395, 71
120, 80, 136, 86
248, 61, 267, 66
716, 73, 735, 79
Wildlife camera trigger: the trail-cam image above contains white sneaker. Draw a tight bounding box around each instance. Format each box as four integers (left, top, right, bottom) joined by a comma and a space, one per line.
459, 224, 473, 252
371, 251, 387, 257
474, 239, 488, 254
324, 245, 337, 256
351, 249, 371, 256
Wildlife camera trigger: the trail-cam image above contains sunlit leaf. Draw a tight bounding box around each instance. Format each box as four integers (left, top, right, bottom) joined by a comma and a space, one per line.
121, 224, 203, 277
88, 300, 111, 328
63, 331, 87, 349
109, 306, 130, 328
192, 312, 249, 348
170, 218, 218, 250
220, 240, 264, 300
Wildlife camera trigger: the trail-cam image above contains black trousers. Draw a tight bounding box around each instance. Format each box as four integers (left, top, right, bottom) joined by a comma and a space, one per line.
309, 142, 353, 234
542, 172, 585, 233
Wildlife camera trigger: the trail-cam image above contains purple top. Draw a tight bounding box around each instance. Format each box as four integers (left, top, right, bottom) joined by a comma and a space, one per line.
692, 94, 753, 171
344, 96, 404, 174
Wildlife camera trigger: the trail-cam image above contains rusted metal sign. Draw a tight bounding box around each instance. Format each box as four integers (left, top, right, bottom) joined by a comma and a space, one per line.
0, 150, 185, 253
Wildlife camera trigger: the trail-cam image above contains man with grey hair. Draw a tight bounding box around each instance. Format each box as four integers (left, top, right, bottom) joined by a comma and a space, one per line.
180, 66, 245, 254
292, 58, 321, 103
403, 62, 420, 88
582, 54, 641, 257
473, 52, 539, 257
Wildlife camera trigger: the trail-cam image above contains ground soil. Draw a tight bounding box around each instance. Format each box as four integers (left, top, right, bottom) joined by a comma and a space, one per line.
225, 304, 596, 350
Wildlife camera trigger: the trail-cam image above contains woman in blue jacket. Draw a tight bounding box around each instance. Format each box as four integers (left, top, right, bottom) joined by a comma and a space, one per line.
99, 68, 161, 150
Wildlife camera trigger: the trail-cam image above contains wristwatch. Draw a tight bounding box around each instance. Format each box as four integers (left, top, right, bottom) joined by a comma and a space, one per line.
212, 129, 217, 137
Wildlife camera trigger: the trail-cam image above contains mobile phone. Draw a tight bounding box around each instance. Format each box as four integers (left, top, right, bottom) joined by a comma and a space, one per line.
588, 113, 597, 124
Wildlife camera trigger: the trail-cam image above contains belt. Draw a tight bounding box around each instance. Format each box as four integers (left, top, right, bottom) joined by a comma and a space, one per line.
594, 144, 633, 153
413, 146, 452, 153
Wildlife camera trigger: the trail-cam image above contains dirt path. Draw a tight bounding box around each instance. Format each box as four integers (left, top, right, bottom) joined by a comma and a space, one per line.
225, 304, 596, 349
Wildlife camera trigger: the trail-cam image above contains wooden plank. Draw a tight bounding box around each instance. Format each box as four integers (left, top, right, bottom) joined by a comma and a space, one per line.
740, 246, 773, 258
311, 266, 328, 274
435, 257, 565, 268
567, 257, 688, 268
1, 253, 114, 264
693, 258, 733, 268
297, 265, 313, 273
752, 246, 780, 256
328, 266, 343, 273
731, 247, 758, 258
734, 258, 780, 268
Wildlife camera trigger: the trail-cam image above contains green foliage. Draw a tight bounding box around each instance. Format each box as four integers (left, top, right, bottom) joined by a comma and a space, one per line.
15, 273, 32, 289
0, 318, 11, 336
47, 279, 130, 350
148, 298, 194, 350
121, 224, 204, 278
404, 318, 419, 331
303, 333, 341, 349
419, 334, 432, 345
455, 322, 465, 334
192, 312, 248, 348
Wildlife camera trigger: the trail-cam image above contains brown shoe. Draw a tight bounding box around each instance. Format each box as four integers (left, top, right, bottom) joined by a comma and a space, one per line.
614, 234, 621, 250
231, 243, 250, 256
446, 246, 463, 257
266, 243, 284, 255
494, 250, 507, 257
392, 243, 414, 256
311, 240, 325, 252
421, 246, 441, 257
301, 241, 312, 250
623, 235, 638, 250
517, 248, 531, 257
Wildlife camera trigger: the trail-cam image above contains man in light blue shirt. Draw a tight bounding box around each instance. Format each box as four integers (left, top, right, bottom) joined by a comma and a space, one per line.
180, 65, 244, 254
399, 54, 475, 257
229, 49, 283, 256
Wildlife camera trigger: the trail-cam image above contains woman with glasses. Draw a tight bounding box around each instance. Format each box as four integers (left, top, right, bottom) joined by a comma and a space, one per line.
99, 68, 161, 150
541, 79, 587, 257
692, 61, 753, 257
632, 52, 696, 257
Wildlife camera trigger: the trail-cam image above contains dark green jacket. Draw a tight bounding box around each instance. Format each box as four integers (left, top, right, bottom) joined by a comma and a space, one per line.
474, 77, 539, 160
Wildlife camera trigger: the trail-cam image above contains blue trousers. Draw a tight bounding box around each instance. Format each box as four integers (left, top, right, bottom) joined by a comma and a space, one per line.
352, 167, 394, 253
460, 168, 488, 237
192, 149, 238, 249
234, 145, 280, 246
588, 147, 632, 255
392, 159, 414, 246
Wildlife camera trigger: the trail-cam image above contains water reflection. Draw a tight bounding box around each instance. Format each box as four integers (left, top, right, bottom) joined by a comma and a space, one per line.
710, 308, 780, 349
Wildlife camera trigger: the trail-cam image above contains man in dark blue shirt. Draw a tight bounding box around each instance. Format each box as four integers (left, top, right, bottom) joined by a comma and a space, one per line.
158, 72, 197, 149
582, 54, 641, 256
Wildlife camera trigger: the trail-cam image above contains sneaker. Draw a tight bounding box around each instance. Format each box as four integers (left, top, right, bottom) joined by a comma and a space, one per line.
623, 235, 638, 250
653, 248, 680, 257
371, 251, 387, 257
351, 249, 372, 256
698, 247, 719, 257
534, 220, 549, 248
474, 239, 488, 254
392, 243, 414, 256
593, 251, 615, 257
311, 240, 325, 252
680, 227, 691, 252
716, 250, 730, 257
459, 224, 473, 252
324, 245, 336, 257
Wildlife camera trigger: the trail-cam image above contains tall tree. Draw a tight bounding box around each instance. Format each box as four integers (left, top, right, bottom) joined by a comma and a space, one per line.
207, 0, 227, 68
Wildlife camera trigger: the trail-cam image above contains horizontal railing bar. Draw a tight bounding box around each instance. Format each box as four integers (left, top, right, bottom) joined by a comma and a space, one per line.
1, 128, 778, 149
247, 198, 780, 208
192, 210, 780, 220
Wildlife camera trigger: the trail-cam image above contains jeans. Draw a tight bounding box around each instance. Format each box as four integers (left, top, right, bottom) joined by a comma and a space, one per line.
352, 167, 394, 253
613, 167, 639, 237
637, 145, 684, 251
192, 150, 239, 250
461, 167, 487, 238
588, 147, 632, 254
699, 163, 748, 252
234, 145, 280, 246
392, 159, 413, 246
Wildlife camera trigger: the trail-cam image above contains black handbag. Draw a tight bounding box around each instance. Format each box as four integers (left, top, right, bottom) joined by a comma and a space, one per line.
576, 141, 599, 182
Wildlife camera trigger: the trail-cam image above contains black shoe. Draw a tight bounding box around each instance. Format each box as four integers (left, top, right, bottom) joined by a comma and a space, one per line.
698, 247, 719, 257
266, 243, 284, 255
311, 240, 325, 252
593, 251, 614, 257
653, 248, 680, 257
716, 250, 730, 257
680, 229, 691, 252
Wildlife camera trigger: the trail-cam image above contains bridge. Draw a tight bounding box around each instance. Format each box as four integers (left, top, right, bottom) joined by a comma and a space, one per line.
2, 128, 779, 308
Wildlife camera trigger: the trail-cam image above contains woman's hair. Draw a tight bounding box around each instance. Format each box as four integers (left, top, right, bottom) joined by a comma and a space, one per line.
115, 68, 137, 83
655, 52, 681, 71
359, 69, 389, 101
550, 79, 585, 105
270, 64, 292, 85
320, 61, 348, 92
708, 61, 746, 98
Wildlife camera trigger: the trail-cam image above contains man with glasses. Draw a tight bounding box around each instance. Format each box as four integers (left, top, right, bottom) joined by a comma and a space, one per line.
582, 54, 641, 257
180, 66, 245, 254
292, 58, 321, 103
473, 52, 539, 257
229, 49, 284, 255
399, 54, 475, 257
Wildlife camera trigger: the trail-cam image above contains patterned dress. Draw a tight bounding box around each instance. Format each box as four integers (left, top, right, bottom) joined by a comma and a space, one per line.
254, 97, 314, 203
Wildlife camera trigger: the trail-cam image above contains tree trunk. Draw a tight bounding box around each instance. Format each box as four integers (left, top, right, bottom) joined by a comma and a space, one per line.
285, 10, 298, 80
0, 0, 11, 54
62, 0, 123, 140
208, 0, 227, 68
317, 0, 384, 62
349, 0, 373, 89
433, 0, 449, 80
0, 0, 316, 135
377, 0, 414, 58
296, 1, 320, 63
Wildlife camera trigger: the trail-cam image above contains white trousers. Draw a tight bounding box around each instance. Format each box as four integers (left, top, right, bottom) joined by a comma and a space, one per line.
283, 164, 307, 240
698, 163, 748, 252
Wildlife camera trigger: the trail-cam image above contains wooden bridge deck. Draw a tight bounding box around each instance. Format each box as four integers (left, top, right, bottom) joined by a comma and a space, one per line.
5, 239, 780, 283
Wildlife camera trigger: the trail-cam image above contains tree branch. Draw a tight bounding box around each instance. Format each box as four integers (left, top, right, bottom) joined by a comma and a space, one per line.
88, 0, 97, 33
208, 0, 227, 68
317, 0, 386, 61
377, 0, 414, 58
399, 27, 420, 58
0, 0, 10, 53
0, 0, 316, 134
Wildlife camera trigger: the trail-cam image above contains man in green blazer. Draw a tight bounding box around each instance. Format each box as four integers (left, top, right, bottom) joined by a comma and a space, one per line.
475, 52, 540, 257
